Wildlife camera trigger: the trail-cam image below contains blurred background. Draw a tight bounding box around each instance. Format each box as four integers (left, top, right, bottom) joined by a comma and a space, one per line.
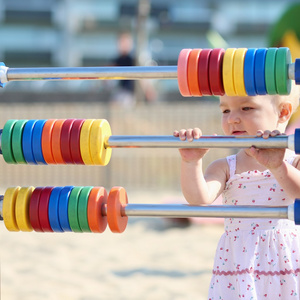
0, 0, 299, 193
2, 1, 300, 300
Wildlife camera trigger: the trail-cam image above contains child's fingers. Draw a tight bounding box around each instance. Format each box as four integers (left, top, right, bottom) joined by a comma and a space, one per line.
270, 130, 282, 137
179, 129, 187, 141
173, 130, 179, 137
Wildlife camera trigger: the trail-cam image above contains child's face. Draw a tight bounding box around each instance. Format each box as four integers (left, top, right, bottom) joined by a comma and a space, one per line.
219, 95, 282, 136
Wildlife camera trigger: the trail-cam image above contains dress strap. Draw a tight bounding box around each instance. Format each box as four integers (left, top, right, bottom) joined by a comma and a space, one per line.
226, 155, 237, 178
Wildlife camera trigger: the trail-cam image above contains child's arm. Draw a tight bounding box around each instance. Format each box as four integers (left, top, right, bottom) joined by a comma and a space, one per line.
174, 128, 227, 205
249, 130, 300, 199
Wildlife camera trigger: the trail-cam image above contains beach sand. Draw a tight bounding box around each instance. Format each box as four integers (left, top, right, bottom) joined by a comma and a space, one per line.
1, 192, 224, 300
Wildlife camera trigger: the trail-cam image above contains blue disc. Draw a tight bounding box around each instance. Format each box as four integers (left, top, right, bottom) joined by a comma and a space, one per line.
254, 48, 267, 95
32, 119, 47, 164
58, 186, 74, 232
22, 120, 37, 164
48, 186, 64, 232
294, 128, 300, 155
295, 59, 300, 85
244, 48, 257, 96
294, 200, 300, 225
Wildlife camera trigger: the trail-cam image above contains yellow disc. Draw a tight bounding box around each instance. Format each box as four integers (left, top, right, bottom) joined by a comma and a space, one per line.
15, 186, 34, 232
90, 119, 112, 166
80, 119, 95, 165
3, 187, 21, 231
222, 48, 237, 96
233, 48, 248, 96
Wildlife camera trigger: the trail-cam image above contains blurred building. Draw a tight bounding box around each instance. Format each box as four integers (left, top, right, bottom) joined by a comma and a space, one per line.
0, 0, 297, 94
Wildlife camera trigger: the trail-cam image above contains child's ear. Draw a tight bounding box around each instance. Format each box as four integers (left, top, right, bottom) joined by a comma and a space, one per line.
279, 102, 292, 123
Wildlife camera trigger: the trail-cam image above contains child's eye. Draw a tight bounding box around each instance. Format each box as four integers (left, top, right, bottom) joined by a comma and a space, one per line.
242, 107, 253, 111
222, 109, 230, 113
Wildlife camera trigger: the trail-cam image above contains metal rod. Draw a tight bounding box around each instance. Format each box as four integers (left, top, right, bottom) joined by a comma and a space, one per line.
120, 204, 288, 219
7, 66, 178, 81
0, 197, 289, 220
106, 135, 293, 150
0, 133, 294, 154
3, 63, 295, 82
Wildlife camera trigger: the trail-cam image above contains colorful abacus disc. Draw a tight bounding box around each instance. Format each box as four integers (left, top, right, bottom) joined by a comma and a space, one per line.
22, 119, 38, 164
58, 186, 74, 232
39, 187, 54, 232
70, 119, 85, 164
15, 186, 34, 232
107, 186, 128, 233
32, 119, 47, 164
80, 119, 95, 165
187, 49, 202, 96
52, 119, 66, 164
90, 119, 112, 166
60, 119, 76, 164
198, 49, 212, 95
29, 187, 44, 232
42, 119, 56, 164
78, 186, 93, 232
68, 186, 83, 232
3, 186, 20, 231
244, 48, 257, 96
265, 48, 278, 95
177, 49, 192, 97
223, 48, 237, 96
209, 48, 225, 96
254, 48, 267, 95
275, 47, 292, 95
87, 187, 107, 233
233, 48, 247, 96
11, 119, 27, 164
2, 119, 18, 164
48, 186, 64, 232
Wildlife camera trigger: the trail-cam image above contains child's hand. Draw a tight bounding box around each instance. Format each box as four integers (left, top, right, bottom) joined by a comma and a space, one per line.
247, 130, 286, 170
173, 128, 209, 162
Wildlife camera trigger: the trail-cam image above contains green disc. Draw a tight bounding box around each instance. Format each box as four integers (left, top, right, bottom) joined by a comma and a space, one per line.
275, 47, 292, 95
68, 186, 84, 232
12, 120, 27, 164
2, 120, 18, 163
265, 48, 277, 95
78, 186, 93, 232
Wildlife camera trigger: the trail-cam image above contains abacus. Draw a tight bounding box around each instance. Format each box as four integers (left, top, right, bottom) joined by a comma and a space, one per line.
0, 47, 300, 234
0, 119, 300, 166
1, 186, 300, 234
0, 47, 300, 97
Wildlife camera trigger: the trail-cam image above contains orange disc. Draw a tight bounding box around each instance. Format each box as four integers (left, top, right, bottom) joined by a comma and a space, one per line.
41, 119, 56, 164
187, 49, 202, 96
87, 187, 108, 233
107, 187, 128, 233
51, 119, 66, 164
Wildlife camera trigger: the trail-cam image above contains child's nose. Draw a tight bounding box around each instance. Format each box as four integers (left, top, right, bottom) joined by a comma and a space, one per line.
228, 112, 240, 124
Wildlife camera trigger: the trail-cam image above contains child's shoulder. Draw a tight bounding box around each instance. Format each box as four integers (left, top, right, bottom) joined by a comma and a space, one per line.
206, 157, 230, 182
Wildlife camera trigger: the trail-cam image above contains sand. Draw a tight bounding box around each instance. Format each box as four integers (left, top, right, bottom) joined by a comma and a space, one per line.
1, 192, 224, 300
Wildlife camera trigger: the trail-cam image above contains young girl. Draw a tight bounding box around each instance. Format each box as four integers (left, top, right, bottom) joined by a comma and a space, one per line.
174, 87, 300, 299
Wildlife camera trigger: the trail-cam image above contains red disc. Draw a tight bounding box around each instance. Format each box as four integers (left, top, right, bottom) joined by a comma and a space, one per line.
70, 119, 85, 164
107, 187, 128, 233
29, 187, 44, 232
39, 187, 54, 232
209, 48, 225, 96
198, 49, 212, 95
87, 187, 108, 233
187, 49, 202, 96
60, 119, 76, 164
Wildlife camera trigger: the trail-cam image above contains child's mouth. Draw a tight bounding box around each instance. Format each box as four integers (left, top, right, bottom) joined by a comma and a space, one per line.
232, 131, 246, 135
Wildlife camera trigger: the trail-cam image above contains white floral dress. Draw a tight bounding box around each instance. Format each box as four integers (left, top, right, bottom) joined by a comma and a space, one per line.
208, 155, 300, 299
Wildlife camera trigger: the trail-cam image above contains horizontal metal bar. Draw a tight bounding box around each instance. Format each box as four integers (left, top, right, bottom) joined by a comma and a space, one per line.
121, 204, 288, 219
7, 66, 178, 81
0, 197, 289, 220
106, 135, 292, 150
